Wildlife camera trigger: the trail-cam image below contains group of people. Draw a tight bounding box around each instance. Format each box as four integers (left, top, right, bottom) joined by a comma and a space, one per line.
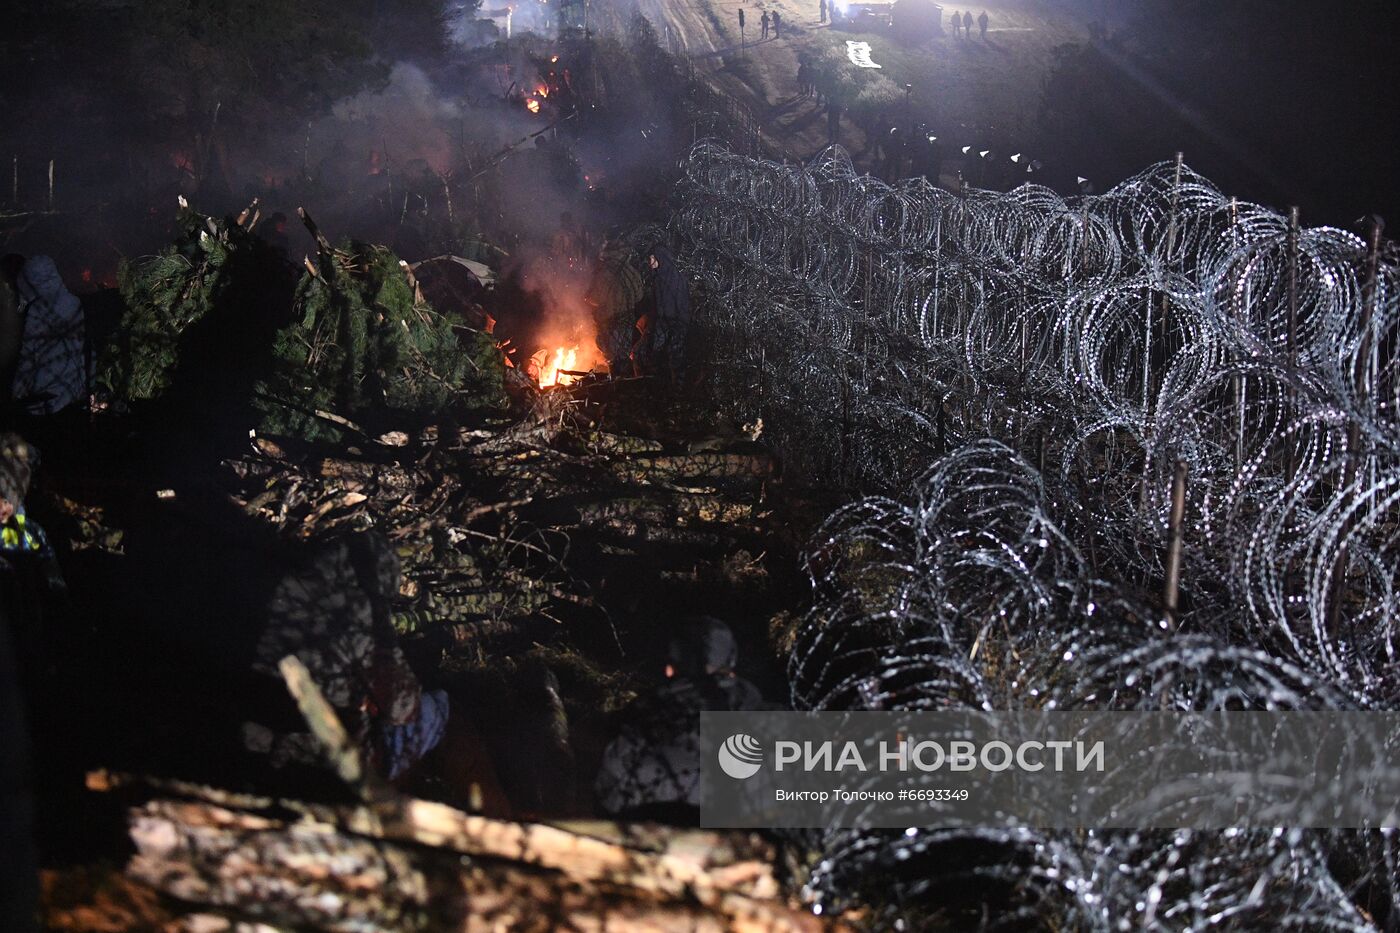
737, 7, 781, 41
949, 9, 990, 39
745, 3, 986, 40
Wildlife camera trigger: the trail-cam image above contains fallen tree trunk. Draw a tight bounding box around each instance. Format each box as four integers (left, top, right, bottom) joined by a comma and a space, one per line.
93, 653, 833, 931
107, 778, 834, 932
606, 451, 778, 485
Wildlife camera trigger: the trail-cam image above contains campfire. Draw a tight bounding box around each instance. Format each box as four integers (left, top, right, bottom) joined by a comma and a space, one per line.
528, 340, 606, 388
537, 346, 579, 387
489, 240, 607, 389
521, 314, 606, 389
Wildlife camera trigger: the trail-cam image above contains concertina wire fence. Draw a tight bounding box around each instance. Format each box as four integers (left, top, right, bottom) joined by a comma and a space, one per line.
669, 141, 1400, 928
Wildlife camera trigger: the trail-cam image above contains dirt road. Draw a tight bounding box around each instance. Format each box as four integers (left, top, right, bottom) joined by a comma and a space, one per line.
604, 0, 1088, 174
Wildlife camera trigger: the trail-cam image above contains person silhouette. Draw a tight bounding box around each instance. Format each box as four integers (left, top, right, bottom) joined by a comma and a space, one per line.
761, 9, 770, 38
949, 10, 960, 37
962, 10, 973, 37
772, 9, 781, 37
978, 9, 988, 39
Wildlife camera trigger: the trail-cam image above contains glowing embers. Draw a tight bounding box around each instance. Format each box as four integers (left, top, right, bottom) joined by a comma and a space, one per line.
524, 82, 550, 114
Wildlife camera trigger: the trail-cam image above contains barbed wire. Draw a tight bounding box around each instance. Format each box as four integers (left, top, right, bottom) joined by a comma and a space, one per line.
670, 141, 1400, 928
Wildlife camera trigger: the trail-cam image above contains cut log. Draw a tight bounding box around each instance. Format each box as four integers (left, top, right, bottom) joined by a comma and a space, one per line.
606, 451, 778, 485
101, 775, 838, 932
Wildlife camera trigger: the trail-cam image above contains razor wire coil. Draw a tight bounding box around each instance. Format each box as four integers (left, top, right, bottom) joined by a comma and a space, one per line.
671, 142, 1400, 928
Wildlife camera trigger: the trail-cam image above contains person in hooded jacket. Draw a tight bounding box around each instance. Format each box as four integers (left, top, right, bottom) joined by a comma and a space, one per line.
4, 256, 85, 416
594, 617, 764, 817
636, 244, 691, 384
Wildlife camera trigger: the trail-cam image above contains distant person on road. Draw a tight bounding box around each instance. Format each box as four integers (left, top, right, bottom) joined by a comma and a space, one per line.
820, 0, 827, 23
948, 10, 960, 37
772, 10, 781, 36
738, 8, 746, 41
761, 10, 770, 37
962, 10, 973, 36
797, 61, 812, 97
978, 10, 988, 38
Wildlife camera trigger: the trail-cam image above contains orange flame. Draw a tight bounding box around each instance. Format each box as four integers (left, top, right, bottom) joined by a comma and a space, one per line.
535, 346, 580, 387
526, 98, 541, 114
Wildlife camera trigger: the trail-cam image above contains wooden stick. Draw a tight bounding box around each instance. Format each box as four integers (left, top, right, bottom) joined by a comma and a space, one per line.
398, 259, 425, 305
236, 196, 259, 228
302, 121, 311, 181
1283, 206, 1299, 481
296, 206, 334, 255
1163, 458, 1187, 629
441, 172, 454, 224
1228, 197, 1247, 470
277, 655, 390, 803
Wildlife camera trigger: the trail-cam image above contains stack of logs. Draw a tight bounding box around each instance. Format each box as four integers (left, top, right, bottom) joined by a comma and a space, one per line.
64, 382, 832, 930
224, 385, 780, 651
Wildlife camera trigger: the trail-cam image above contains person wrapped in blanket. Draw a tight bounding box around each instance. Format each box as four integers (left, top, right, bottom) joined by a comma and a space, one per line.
1, 255, 87, 417
594, 617, 764, 817
242, 532, 447, 781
